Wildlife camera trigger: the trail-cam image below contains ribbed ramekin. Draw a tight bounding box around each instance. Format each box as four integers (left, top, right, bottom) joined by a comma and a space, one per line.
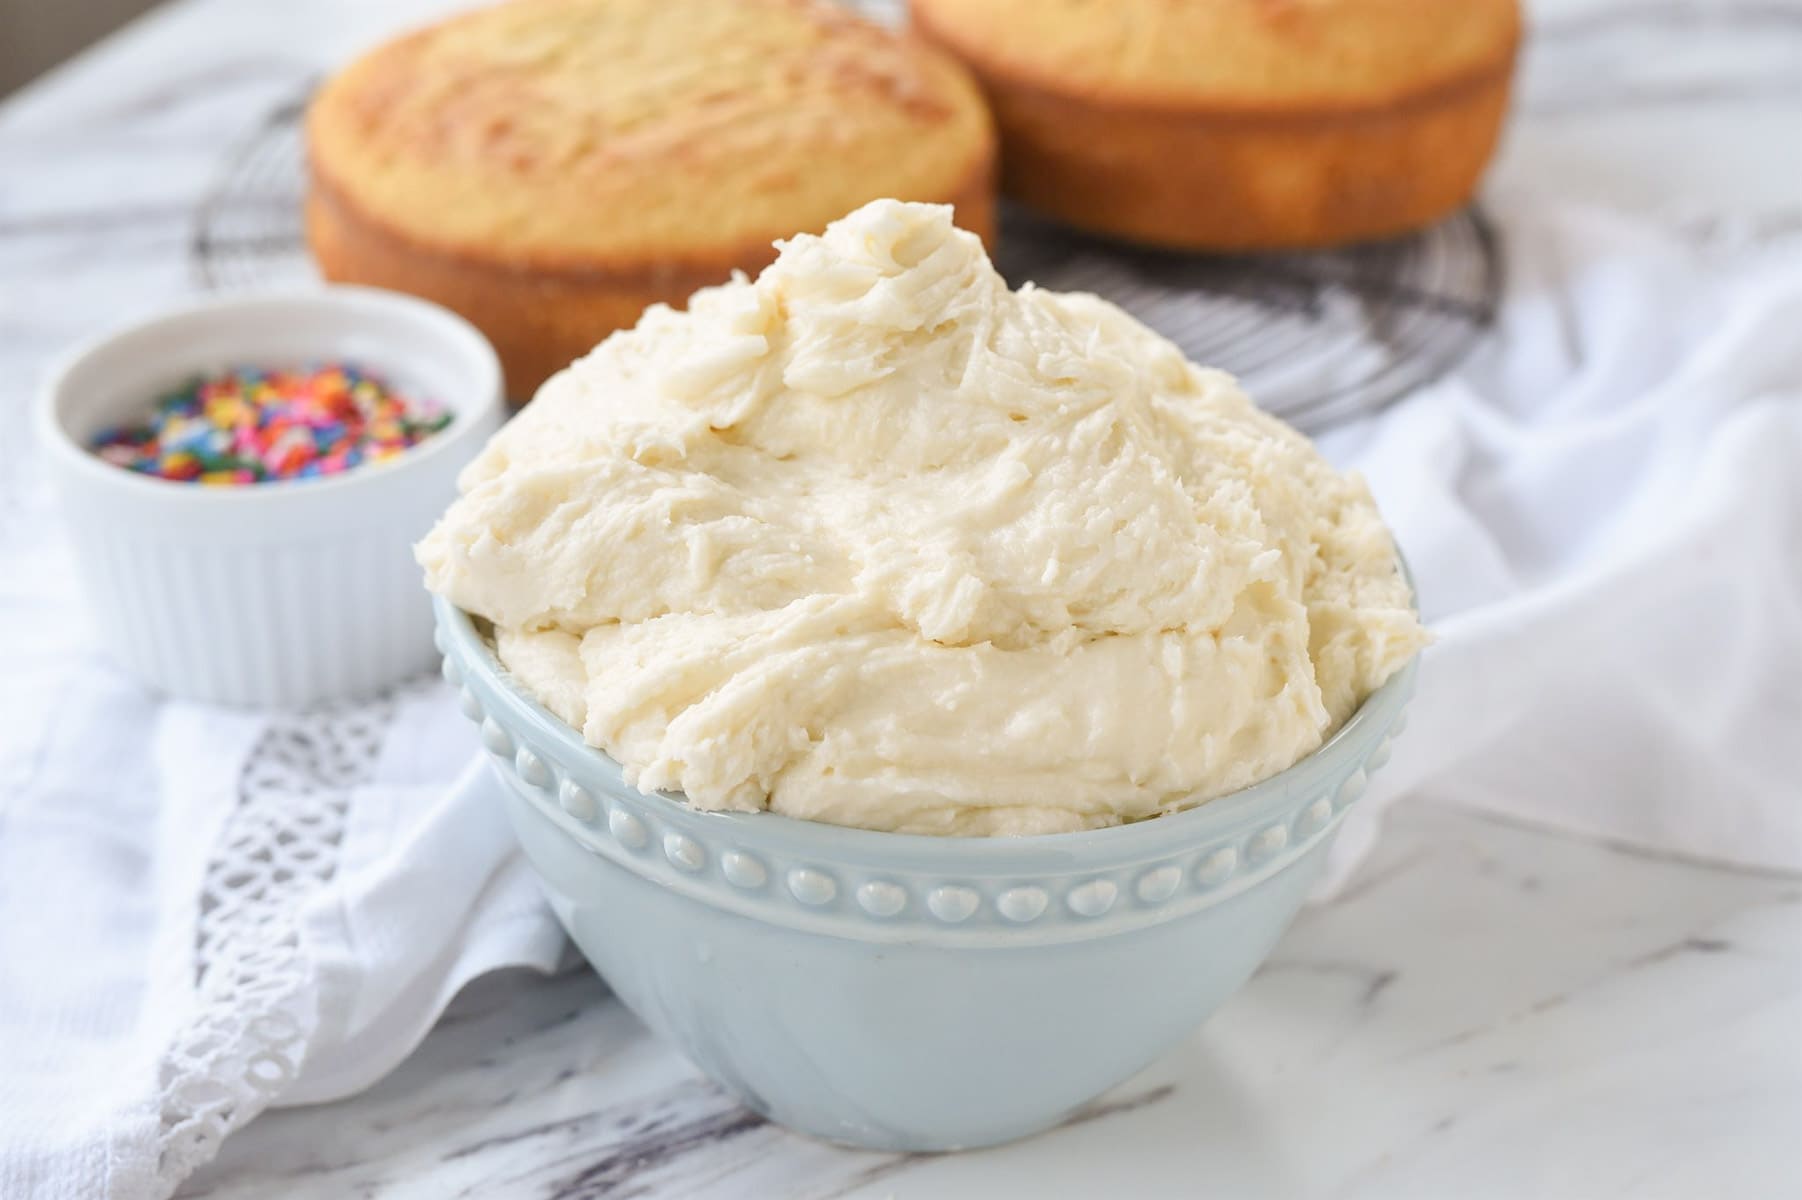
435, 595, 1418, 1152
36, 287, 503, 707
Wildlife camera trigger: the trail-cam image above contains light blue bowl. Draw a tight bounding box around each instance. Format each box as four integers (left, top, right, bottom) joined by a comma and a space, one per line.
435, 597, 1415, 1152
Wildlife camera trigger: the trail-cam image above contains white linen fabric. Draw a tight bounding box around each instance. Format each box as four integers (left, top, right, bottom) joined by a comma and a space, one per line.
0, 582, 565, 1200
1320, 194, 1802, 891
1, 193, 1798, 1199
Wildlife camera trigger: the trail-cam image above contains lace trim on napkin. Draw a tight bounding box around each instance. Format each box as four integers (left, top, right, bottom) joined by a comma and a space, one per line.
153, 699, 392, 1187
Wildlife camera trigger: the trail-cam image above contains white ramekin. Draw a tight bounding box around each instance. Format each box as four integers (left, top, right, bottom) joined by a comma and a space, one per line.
35, 286, 504, 707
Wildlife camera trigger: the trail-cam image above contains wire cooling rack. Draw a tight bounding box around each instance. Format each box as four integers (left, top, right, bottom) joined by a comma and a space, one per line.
192, 85, 1499, 432
994, 206, 1500, 430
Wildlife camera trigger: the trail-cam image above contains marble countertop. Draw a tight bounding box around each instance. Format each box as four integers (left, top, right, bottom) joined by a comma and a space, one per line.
170, 801, 1802, 1200
3, 0, 1799, 1196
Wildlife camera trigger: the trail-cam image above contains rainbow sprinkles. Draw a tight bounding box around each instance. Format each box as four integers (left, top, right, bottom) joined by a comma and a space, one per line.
91, 363, 451, 484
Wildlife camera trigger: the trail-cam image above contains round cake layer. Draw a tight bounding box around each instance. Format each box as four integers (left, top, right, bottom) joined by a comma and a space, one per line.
913, 0, 1518, 250
306, 0, 995, 392
912, 0, 1520, 112
308, 0, 994, 268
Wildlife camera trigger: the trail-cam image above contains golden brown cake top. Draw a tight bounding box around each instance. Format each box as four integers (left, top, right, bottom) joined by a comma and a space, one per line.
308, 0, 993, 270
912, 0, 1521, 111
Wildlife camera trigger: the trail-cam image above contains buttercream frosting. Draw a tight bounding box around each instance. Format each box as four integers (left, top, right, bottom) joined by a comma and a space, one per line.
420, 199, 1427, 835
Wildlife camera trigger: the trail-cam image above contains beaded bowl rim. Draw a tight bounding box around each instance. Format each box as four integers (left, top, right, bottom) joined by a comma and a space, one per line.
435, 594, 1417, 878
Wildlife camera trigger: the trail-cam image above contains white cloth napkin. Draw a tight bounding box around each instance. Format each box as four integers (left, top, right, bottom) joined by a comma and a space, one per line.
1, 193, 1798, 1200
1320, 195, 1802, 890
0, 588, 565, 1198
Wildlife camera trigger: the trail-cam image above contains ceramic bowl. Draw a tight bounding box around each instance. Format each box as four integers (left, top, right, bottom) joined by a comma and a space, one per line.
435, 596, 1416, 1152
36, 287, 504, 707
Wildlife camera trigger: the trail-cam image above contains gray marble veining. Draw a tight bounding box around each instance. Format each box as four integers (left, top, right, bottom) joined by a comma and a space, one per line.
172, 802, 1802, 1199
